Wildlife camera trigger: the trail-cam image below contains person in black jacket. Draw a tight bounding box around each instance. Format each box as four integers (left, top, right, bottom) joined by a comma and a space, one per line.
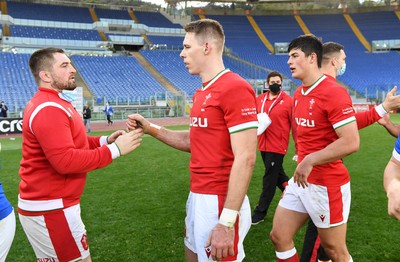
83, 104, 92, 133
0, 101, 8, 118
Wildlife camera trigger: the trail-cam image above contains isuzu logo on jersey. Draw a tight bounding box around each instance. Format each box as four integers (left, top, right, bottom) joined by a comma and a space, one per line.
190, 117, 208, 128
295, 117, 315, 127
0, 118, 23, 134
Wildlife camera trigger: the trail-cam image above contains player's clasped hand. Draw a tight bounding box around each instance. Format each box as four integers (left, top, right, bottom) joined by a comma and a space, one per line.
107, 130, 125, 143
293, 156, 313, 188
126, 114, 147, 132
205, 223, 235, 261
114, 129, 143, 155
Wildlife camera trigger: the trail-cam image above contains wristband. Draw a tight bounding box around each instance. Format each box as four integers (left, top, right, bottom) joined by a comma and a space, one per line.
219, 208, 238, 228
99, 136, 108, 146
148, 123, 161, 137
376, 103, 388, 117
106, 143, 120, 159
114, 143, 121, 156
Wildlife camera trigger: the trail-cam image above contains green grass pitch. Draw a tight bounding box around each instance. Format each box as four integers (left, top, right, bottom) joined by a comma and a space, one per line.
1, 116, 400, 261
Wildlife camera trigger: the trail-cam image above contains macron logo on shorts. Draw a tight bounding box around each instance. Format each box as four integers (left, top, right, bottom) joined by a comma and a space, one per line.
319, 214, 326, 222
205, 246, 211, 259
81, 234, 89, 250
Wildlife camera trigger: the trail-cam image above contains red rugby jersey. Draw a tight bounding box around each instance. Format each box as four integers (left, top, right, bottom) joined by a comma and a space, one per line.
189, 69, 258, 195
294, 75, 356, 186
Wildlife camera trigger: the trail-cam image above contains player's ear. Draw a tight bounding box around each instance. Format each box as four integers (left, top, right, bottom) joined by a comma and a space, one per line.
39, 70, 52, 83
204, 42, 209, 53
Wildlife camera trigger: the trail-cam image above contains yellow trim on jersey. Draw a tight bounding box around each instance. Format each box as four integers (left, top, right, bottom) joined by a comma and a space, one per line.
333, 116, 356, 129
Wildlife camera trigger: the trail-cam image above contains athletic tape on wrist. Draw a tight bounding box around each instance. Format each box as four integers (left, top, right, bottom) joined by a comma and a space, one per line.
219, 208, 238, 228
148, 123, 161, 137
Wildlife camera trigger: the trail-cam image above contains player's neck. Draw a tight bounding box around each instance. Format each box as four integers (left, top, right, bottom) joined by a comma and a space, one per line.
301, 71, 324, 87
321, 67, 337, 80
268, 92, 280, 99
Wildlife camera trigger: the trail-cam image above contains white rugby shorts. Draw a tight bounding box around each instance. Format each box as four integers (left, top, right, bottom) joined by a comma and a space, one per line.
184, 192, 251, 262
279, 178, 351, 228
19, 204, 90, 262
0, 209, 16, 262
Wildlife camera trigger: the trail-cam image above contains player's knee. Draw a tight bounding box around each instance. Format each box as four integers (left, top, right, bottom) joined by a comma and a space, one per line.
321, 244, 347, 261
269, 228, 284, 246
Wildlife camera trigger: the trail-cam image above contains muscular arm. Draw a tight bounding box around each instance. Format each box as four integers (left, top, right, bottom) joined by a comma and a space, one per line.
127, 113, 190, 152
378, 114, 400, 138
384, 157, 400, 220
206, 128, 257, 260
224, 128, 257, 210
294, 121, 360, 187
151, 128, 190, 152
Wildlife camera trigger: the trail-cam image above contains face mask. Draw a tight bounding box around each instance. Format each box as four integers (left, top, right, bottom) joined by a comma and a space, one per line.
58, 90, 78, 103
337, 63, 346, 76
269, 83, 282, 94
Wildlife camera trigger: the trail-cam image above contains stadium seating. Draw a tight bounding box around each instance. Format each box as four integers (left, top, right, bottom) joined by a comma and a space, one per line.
253, 15, 303, 45
0, 52, 37, 111
300, 13, 400, 97
94, 7, 132, 20
200, 15, 296, 83
71, 55, 172, 103
7, 2, 93, 23
140, 50, 200, 96
10, 25, 100, 41
147, 35, 183, 48
134, 11, 182, 28
350, 11, 400, 42
140, 50, 266, 97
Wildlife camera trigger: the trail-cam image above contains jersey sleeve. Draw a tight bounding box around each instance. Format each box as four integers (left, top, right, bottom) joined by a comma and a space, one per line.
87, 136, 101, 149
220, 79, 258, 134
30, 106, 112, 174
355, 107, 381, 130
326, 86, 356, 129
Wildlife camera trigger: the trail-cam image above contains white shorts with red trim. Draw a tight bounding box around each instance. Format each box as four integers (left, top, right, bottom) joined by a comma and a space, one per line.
279, 178, 351, 228
0, 209, 16, 262
184, 192, 251, 262
18, 204, 90, 262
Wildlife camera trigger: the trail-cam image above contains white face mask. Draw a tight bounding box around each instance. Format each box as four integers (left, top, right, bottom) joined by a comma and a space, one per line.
58, 90, 78, 102
336, 63, 346, 77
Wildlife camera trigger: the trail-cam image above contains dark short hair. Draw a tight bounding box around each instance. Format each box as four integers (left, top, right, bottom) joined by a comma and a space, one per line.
288, 34, 323, 68
266, 71, 282, 84
29, 47, 65, 85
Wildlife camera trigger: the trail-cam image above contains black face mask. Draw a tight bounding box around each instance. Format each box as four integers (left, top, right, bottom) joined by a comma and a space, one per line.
269, 83, 282, 94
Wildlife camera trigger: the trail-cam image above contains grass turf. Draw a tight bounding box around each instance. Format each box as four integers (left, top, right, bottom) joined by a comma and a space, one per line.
1, 116, 400, 261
